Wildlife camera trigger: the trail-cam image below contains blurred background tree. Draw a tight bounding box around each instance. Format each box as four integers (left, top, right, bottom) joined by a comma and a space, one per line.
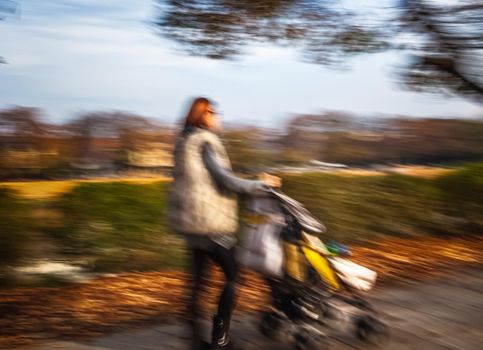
156, 0, 387, 62
66, 112, 152, 169
156, 0, 483, 99
0, 107, 60, 179
2, 106, 483, 178
399, 0, 483, 99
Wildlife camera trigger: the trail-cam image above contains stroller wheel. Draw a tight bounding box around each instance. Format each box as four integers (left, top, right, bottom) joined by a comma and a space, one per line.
293, 327, 330, 350
259, 312, 287, 341
355, 314, 390, 345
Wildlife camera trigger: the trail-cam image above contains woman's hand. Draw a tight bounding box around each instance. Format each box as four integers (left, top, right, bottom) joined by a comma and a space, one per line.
259, 172, 282, 188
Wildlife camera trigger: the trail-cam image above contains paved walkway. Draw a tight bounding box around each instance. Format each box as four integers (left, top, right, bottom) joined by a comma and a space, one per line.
26, 268, 483, 350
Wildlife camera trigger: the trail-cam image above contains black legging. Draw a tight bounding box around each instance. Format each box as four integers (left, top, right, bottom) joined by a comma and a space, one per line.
190, 242, 239, 330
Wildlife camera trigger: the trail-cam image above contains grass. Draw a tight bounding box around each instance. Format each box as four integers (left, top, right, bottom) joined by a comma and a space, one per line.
0, 176, 170, 199
0, 166, 452, 199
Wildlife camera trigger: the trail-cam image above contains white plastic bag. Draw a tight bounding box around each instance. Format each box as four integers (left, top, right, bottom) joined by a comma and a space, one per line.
238, 193, 286, 277
329, 257, 377, 291
237, 220, 285, 277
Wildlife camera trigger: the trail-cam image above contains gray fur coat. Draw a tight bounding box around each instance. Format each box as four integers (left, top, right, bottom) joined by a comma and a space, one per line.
169, 128, 239, 235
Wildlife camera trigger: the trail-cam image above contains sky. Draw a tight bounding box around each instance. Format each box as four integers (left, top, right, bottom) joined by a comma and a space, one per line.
0, 0, 482, 127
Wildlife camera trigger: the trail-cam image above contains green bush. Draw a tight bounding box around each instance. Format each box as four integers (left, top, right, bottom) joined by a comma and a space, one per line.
0, 188, 31, 266
279, 168, 481, 243
54, 182, 187, 272
435, 163, 483, 234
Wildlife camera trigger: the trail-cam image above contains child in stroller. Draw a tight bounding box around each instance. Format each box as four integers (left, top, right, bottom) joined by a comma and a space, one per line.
238, 189, 389, 350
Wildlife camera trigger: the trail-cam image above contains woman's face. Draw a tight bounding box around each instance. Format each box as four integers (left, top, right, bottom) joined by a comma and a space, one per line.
204, 106, 222, 132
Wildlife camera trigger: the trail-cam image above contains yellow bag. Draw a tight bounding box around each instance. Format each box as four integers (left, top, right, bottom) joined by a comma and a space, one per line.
283, 242, 307, 282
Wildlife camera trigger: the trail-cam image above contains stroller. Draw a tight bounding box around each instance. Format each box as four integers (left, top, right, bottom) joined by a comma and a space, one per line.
238, 189, 389, 350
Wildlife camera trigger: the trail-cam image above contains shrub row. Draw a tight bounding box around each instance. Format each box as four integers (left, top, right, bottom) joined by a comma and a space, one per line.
1, 164, 482, 274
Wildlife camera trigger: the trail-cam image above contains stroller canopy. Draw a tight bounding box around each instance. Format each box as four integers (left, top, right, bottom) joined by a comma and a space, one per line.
270, 189, 326, 234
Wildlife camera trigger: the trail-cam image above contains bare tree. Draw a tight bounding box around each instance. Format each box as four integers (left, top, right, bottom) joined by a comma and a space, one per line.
65, 112, 149, 163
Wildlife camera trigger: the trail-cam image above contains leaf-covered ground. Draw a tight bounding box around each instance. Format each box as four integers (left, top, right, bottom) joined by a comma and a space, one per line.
1, 236, 482, 349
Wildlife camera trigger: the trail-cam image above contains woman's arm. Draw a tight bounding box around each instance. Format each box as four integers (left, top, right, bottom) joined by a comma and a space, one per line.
202, 143, 269, 195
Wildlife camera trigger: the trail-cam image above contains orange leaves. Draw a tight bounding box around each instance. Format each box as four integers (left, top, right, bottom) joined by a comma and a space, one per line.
1, 236, 482, 348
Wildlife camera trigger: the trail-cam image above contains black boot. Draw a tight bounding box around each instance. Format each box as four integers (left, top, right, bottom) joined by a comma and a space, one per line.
210, 315, 235, 349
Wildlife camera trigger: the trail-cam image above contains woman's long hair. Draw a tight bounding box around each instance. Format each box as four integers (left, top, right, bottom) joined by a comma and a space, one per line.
183, 97, 212, 129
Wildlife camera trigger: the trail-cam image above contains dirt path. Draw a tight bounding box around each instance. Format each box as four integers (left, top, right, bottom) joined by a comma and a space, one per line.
23, 267, 483, 350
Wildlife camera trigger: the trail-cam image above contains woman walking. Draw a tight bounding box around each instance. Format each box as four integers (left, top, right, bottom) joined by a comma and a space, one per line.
169, 97, 280, 350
